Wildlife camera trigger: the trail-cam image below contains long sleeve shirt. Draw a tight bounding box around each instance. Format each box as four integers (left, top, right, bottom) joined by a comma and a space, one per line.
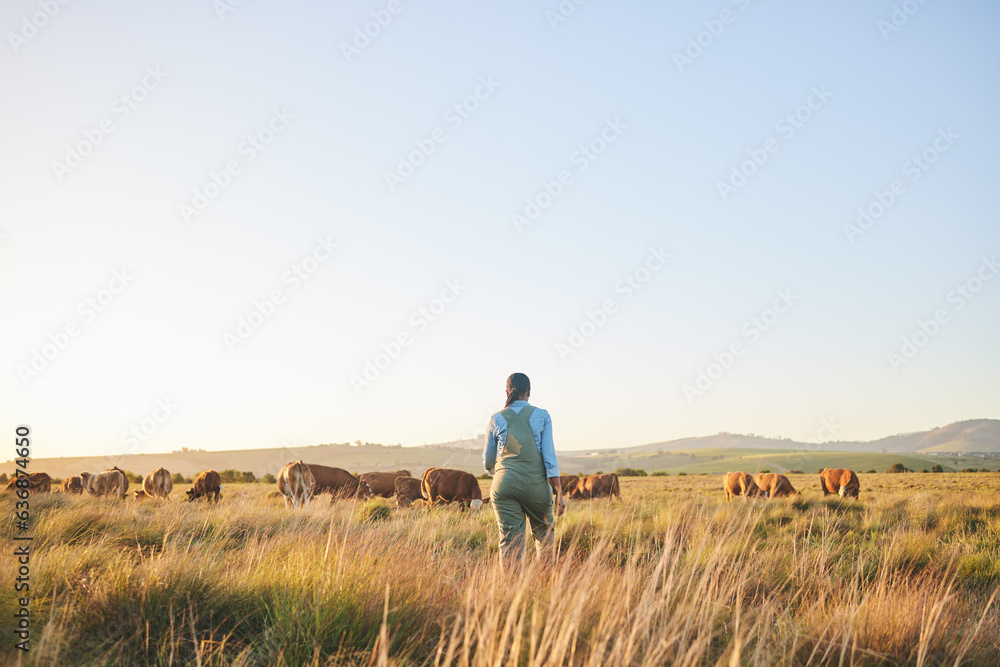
483, 400, 560, 478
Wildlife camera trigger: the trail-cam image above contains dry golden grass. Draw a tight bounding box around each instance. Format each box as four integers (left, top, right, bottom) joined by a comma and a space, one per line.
1, 473, 998, 665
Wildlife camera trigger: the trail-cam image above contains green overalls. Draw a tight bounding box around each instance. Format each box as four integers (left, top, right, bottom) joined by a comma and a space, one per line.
490, 405, 555, 563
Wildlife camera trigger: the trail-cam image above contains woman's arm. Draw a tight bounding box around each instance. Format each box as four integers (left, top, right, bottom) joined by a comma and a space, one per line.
483, 417, 498, 474
541, 412, 564, 515
539, 412, 559, 479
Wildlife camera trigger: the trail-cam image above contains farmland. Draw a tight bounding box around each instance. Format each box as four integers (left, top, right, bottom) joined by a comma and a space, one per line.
3, 443, 994, 484
2, 473, 999, 665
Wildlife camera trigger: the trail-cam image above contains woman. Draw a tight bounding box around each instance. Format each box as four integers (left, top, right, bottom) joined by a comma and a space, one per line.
483, 372, 564, 563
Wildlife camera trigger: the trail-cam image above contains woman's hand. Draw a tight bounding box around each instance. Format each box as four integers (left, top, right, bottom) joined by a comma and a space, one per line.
548, 477, 565, 517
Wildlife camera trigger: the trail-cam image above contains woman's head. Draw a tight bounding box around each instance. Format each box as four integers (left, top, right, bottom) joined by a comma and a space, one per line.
505, 373, 530, 407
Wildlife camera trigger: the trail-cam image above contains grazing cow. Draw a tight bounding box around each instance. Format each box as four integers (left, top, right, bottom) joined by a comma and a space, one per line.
3, 472, 52, 494
394, 476, 424, 508
306, 464, 373, 500
278, 460, 316, 509
570, 474, 621, 500
819, 468, 860, 499
421, 467, 483, 513
134, 490, 148, 501
142, 467, 174, 500
62, 476, 84, 494
186, 470, 222, 503
754, 472, 798, 498
553, 475, 579, 496
723, 472, 763, 501
597, 473, 621, 499
108, 466, 129, 498
358, 470, 412, 498
81, 468, 127, 500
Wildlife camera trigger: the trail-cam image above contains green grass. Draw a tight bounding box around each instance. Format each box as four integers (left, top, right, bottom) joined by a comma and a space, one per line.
1, 474, 998, 665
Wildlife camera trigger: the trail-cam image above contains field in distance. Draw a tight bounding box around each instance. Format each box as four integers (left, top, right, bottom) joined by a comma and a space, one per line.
2, 472, 999, 665
6, 420, 996, 480
3, 444, 996, 482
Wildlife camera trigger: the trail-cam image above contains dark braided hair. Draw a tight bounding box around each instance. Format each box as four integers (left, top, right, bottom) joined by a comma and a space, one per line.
504, 373, 530, 408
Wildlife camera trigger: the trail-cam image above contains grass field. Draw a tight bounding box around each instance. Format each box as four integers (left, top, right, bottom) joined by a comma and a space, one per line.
2, 473, 999, 665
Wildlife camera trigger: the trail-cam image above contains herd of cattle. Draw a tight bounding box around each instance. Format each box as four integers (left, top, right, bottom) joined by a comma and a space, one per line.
276, 463, 629, 511
1, 465, 862, 506
723, 468, 861, 500
1, 467, 223, 502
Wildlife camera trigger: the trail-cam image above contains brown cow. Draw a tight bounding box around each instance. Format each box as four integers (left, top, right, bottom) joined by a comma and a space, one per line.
142, 467, 174, 500
394, 476, 423, 508
278, 460, 316, 509
754, 472, 798, 498
358, 470, 412, 498
421, 468, 483, 513
819, 468, 860, 499
3, 472, 52, 494
553, 475, 579, 496
186, 470, 222, 503
81, 468, 127, 500
305, 465, 373, 500
108, 466, 129, 497
62, 476, 84, 494
570, 474, 621, 500
723, 472, 763, 501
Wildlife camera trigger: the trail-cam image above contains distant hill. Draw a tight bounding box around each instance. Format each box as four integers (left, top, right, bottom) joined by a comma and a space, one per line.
616, 419, 1000, 456
3, 419, 996, 480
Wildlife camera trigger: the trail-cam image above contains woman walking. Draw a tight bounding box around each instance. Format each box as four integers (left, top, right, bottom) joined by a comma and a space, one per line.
483, 373, 564, 564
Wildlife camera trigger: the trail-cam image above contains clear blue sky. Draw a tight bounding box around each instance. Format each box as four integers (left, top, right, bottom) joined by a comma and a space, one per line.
2, 0, 998, 458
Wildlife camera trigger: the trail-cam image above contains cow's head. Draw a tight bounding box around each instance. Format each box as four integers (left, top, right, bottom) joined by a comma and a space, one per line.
186, 488, 198, 502
134, 490, 148, 501
470, 499, 483, 515
360, 481, 374, 499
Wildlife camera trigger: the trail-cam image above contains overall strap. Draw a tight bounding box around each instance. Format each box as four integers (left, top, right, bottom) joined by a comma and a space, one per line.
502, 405, 535, 427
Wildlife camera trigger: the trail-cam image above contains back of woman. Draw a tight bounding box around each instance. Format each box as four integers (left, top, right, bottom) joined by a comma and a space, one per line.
483, 373, 564, 563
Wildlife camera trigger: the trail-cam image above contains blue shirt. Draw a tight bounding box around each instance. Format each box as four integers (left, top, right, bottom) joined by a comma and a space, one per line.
483, 400, 560, 478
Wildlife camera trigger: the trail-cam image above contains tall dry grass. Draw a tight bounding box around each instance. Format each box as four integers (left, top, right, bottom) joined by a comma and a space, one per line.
1, 474, 998, 665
